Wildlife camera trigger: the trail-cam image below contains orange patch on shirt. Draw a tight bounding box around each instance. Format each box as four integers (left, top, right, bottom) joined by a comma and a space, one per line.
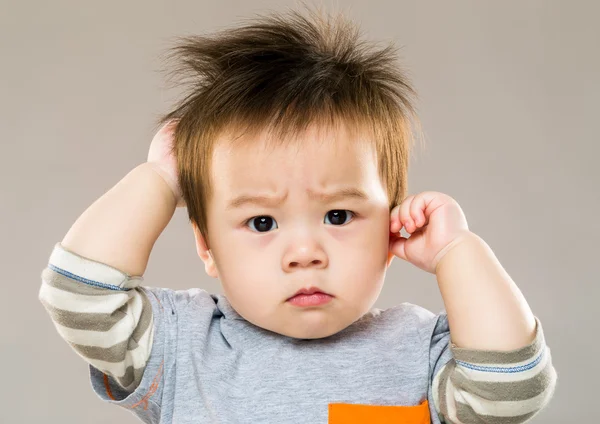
328, 399, 430, 424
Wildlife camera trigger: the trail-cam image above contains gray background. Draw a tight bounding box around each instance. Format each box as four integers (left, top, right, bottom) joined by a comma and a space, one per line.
2, 0, 597, 422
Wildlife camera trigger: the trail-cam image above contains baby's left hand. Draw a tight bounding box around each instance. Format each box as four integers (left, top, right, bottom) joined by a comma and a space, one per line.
389, 191, 472, 274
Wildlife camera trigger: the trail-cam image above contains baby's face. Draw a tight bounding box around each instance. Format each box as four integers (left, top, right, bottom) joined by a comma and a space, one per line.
194, 122, 394, 339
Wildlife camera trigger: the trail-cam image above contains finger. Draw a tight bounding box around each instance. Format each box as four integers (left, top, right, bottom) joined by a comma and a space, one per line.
389, 234, 408, 261
409, 193, 427, 228
389, 204, 402, 233
399, 194, 416, 233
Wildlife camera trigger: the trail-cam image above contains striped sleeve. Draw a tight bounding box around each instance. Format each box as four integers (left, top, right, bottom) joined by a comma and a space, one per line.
432, 317, 557, 424
38, 242, 154, 393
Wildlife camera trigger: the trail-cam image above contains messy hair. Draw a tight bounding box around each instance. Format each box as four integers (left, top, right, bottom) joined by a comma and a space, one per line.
156, 6, 423, 248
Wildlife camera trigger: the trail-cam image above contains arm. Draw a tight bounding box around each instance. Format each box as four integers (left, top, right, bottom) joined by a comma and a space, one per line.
432, 233, 557, 423
435, 232, 536, 351
39, 163, 178, 392
389, 192, 556, 422
61, 162, 177, 277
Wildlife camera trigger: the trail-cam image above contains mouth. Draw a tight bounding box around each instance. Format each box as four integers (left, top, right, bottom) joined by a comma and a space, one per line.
287, 286, 333, 301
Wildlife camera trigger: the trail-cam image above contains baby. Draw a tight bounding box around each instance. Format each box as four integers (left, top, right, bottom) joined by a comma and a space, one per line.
39, 8, 557, 424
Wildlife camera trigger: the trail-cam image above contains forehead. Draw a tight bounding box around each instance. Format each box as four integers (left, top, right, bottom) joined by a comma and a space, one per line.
210, 123, 380, 198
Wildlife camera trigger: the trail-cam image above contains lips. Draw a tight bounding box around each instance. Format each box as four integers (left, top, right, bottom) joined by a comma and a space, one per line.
287, 286, 332, 300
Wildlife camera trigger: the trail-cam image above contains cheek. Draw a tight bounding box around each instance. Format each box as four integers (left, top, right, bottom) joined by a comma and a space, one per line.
334, 223, 389, 278
345, 216, 390, 253
358, 221, 390, 275
215, 235, 273, 286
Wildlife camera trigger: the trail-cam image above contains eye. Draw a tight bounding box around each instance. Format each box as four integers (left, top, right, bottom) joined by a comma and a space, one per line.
245, 210, 355, 233
324, 210, 354, 226
246, 216, 278, 233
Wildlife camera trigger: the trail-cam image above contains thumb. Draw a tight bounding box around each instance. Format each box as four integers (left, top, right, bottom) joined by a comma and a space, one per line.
389, 234, 409, 262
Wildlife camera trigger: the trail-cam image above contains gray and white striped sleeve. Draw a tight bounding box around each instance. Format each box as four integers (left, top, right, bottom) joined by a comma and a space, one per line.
39, 242, 154, 393
432, 317, 557, 424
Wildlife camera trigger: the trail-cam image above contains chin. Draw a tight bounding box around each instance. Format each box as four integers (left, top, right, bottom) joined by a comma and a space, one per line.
281, 319, 348, 340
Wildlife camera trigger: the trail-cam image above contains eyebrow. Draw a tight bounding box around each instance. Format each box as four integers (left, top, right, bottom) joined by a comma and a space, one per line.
226, 187, 369, 210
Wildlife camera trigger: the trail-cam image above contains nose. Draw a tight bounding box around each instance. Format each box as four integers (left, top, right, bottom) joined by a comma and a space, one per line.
282, 240, 328, 272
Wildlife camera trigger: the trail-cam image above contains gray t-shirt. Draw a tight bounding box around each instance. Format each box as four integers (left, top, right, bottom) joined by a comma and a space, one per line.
90, 286, 453, 423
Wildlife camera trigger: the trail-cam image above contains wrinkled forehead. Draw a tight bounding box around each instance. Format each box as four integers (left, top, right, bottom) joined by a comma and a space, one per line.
209, 121, 380, 197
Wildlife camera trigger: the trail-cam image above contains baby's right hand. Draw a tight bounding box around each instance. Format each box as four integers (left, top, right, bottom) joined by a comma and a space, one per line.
147, 120, 186, 207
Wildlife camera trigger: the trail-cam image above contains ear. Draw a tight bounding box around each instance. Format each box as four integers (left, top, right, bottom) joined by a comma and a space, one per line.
192, 223, 219, 278
386, 233, 396, 268
386, 250, 395, 268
